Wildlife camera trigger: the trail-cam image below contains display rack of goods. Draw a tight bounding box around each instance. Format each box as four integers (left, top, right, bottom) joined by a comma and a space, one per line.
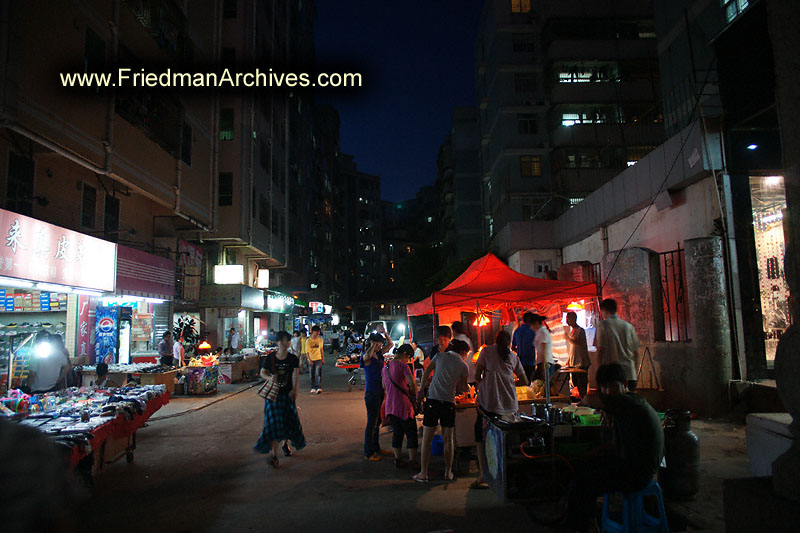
6, 385, 169, 474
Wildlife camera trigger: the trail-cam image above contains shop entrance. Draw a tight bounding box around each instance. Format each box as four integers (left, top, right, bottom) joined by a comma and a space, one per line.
750, 175, 790, 367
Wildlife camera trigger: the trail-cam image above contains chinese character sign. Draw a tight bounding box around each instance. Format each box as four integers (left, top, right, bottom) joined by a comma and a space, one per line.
0, 208, 116, 291
77, 295, 92, 358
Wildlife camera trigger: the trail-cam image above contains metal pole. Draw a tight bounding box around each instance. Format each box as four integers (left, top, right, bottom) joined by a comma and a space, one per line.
431, 294, 436, 354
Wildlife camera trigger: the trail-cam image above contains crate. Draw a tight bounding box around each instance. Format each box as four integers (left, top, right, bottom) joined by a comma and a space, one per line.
137, 370, 177, 387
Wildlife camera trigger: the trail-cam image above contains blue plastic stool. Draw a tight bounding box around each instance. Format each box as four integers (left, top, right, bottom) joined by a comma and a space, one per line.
601, 480, 669, 532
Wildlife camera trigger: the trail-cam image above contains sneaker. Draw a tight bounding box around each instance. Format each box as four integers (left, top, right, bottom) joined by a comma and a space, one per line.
310, 389, 317, 394
316, 388, 322, 394
365, 453, 383, 461
379, 449, 393, 456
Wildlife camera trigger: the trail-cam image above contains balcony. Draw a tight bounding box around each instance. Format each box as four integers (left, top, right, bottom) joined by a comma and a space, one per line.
551, 123, 664, 148
552, 167, 620, 195
541, 0, 653, 19
549, 81, 656, 105
546, 40, 656, 61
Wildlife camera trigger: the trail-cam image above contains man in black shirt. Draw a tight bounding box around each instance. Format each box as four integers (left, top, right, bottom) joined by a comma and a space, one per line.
566, 363, 664, 532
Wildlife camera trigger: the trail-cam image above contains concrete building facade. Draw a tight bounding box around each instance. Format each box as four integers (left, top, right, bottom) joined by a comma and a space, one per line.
476, 0, 664, 245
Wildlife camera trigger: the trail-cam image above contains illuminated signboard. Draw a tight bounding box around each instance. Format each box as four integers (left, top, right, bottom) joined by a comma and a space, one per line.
214, 265, 244, 284
267, 292, 294, 313
309, 301, 324, 314
0, 207, 116, 292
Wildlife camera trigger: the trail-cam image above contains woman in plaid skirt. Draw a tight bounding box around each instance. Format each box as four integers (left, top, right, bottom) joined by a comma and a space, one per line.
254, 331, 306, 467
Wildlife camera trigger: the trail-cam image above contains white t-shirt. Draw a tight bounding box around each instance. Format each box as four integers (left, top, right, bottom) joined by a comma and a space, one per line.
29, 353, 66, 392
534, 327, 554, 365
230, 332, 241, 350
290, 336, 302, 356
173, 341, 184, 363
594, 315, 640, 380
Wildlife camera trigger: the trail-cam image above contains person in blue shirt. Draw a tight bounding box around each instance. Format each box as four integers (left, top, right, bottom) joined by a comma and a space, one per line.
360, 326, 394, 461
512, 312, 537, 382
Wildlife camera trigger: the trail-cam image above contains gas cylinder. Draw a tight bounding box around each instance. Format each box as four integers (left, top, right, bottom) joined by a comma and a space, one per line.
658, 409, 700, 500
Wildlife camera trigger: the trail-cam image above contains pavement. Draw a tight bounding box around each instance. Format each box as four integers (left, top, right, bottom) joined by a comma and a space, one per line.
73, 351, 750, 532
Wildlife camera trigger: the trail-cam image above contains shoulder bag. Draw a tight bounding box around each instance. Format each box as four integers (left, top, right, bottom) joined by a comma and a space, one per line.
257, 355, 279, 402
387, 364, 421, 416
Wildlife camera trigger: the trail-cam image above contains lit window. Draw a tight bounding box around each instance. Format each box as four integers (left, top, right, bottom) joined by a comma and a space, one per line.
627, 161, 637, 167
520, 155, 541, 177
427, 216, 433, 223
511, 0, 531, 13
569, 197, 584, 208
219, 109, 234, 140
723, 0, 749, 23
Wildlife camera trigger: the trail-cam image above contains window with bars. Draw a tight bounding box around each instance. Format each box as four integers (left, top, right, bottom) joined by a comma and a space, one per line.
512, 34, 535, 53
218, 173, 233, 206
520, 155, 542, 177
514, 73, 537, 93
518, 114, 538, 135
219, 108, 234, 141
81, 183, 96, 228
723, 0, 749, 23
658, 247, 691, 342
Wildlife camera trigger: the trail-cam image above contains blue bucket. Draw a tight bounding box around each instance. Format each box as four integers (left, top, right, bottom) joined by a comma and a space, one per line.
431, 434, 444, 456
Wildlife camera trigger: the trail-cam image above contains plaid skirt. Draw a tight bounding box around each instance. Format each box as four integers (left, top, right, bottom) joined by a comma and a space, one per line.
254, 392, 307, 453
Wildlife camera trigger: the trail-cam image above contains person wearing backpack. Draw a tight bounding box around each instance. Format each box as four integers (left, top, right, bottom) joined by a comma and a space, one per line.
382, 344, 419, 469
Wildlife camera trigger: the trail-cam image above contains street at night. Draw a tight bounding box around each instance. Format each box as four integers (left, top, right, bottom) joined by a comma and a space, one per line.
1, 1, 800, 532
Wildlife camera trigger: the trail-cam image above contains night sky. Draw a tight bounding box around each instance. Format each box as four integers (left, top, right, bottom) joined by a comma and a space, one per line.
314, 1, 483, 202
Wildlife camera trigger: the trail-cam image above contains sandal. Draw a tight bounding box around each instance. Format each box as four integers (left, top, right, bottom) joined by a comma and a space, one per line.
444, 472, 456, 481
468, 480, 488, 489
269, 455, 279, 468
282, 443, 293, 457
412, 473, 429, 483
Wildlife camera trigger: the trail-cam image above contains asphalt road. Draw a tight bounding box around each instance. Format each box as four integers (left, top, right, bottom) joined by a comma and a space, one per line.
78, 355, 551, 533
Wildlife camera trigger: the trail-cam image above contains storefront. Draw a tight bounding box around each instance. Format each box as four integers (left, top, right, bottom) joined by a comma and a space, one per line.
199, 284, 265, 350
260, 290, 295, 337
749, 175, 790, 367
0, 208, 116, 389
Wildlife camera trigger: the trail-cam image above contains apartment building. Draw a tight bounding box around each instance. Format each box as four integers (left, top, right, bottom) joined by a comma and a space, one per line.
476, 0, 663, 243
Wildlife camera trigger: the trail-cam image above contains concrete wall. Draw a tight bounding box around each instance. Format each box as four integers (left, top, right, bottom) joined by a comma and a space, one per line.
563, 176, 721, 260
509, 249, 562, 278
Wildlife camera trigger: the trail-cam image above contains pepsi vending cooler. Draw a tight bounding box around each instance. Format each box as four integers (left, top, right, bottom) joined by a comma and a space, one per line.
94, 306, 133, 364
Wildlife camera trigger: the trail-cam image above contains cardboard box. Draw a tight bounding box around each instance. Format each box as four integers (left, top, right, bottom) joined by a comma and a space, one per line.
218, 361, 243, 384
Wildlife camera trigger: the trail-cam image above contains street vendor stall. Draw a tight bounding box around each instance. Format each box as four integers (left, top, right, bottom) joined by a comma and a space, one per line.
407, 253, 597, 449
1, 384, 169, 479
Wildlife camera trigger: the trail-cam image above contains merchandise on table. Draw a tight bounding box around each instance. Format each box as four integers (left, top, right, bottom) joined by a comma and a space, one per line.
77, 362, 163, 374
188, 354, 218, 367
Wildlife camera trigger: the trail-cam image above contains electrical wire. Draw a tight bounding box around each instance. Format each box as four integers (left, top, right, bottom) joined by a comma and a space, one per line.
600, 57, 718, 291
518, 444, 576, 475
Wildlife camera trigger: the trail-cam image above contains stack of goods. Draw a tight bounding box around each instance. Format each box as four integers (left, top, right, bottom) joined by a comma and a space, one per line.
3, 385, 168, 456
454, 385, 478, 406
188, 354, 218, 367
218, 353, 243, 363
78, 362, 162, 374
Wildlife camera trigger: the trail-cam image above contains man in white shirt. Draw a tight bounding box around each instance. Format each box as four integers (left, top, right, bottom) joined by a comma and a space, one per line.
565, 311, 590, 397
173, 337, 185, 366
594, 298, 641, 390
228, 327, 241, 353
530, 314, 554, 382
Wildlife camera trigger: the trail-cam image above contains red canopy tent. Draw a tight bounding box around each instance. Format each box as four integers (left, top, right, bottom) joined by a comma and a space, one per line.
406, 253, 597, 317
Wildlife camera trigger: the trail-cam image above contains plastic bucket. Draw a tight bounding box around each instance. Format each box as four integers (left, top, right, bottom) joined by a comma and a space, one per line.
431, 434, 444, 456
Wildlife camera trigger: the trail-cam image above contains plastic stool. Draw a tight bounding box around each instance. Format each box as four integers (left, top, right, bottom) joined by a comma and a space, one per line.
601, 480, 669, 533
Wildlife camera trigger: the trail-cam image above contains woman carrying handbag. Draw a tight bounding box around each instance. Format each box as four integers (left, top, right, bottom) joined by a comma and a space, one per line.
254, 331, 306, 468
381, 344, 420, 469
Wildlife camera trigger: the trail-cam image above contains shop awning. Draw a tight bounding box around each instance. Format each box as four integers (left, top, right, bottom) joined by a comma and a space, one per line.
406, 253, 597, 316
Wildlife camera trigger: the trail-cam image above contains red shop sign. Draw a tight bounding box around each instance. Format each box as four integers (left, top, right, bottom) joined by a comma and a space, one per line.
0, 208, 116, 291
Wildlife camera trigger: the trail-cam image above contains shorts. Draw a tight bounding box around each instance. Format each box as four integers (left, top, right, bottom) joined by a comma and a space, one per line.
423, 398, 456, 428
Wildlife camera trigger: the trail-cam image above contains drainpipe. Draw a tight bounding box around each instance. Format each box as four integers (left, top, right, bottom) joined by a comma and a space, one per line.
600, 225, 609, 256
0, 1, 8, 109
104, 0, 119, 173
